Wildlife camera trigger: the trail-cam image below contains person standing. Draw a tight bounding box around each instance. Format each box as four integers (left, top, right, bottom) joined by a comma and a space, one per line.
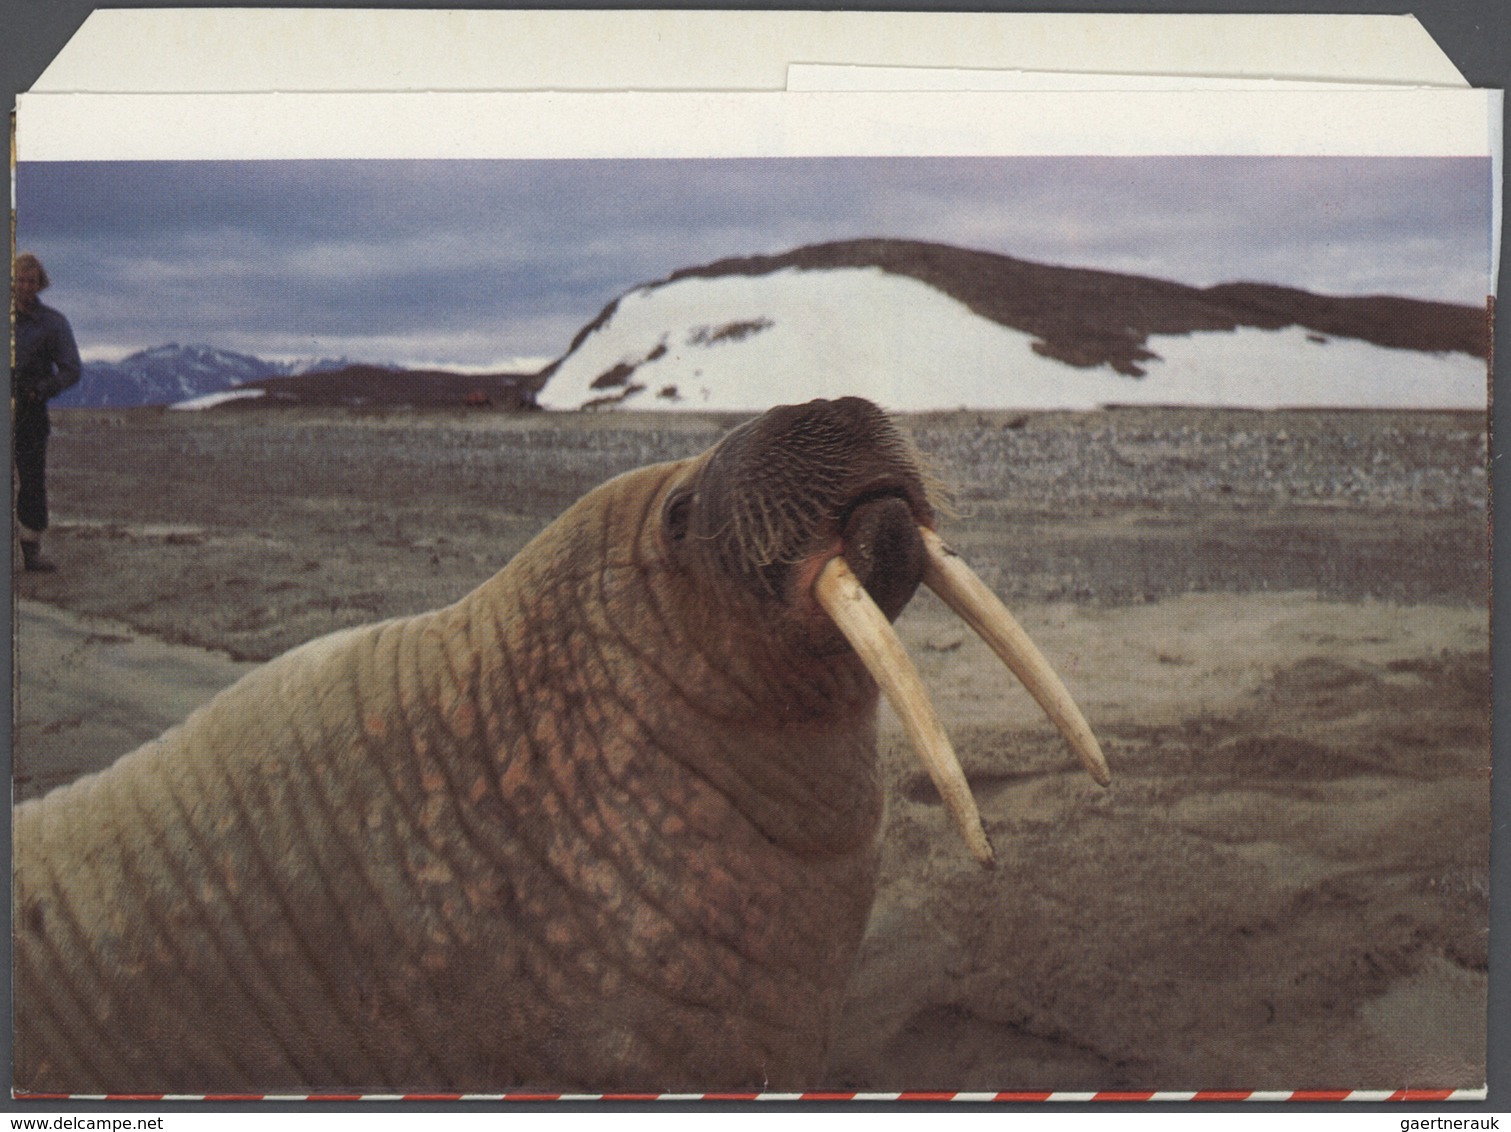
12, 252, 81, 572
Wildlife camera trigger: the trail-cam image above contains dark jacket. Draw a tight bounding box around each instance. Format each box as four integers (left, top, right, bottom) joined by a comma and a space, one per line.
14, 301, 82, 403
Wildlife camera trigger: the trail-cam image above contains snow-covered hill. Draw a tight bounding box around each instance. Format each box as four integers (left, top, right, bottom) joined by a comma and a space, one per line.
58, 242, 1489, 414
538, 243, 1488, 412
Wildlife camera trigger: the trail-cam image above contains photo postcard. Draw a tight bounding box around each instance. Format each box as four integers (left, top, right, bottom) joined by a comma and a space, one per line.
8, 14, 1501, 1102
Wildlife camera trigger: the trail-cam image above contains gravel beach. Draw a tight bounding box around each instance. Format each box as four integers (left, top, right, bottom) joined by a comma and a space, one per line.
12, 404, 1491, 1092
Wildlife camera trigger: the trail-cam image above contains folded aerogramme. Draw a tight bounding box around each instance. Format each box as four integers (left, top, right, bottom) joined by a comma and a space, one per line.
9, 9, 1503, 1105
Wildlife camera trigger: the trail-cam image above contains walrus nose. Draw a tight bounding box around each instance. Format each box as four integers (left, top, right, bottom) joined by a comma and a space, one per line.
838, 494, 927, 623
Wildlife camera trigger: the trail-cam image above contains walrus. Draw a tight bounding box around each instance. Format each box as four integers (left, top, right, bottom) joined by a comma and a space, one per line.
13, 396, 1107, 1095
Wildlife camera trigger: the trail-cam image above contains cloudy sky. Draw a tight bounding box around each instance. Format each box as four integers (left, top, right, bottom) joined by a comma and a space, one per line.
14, 156, 1495, 370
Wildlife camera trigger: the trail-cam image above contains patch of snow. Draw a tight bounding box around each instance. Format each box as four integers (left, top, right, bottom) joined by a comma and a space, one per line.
169, 388, 268, 411
274, 356, 376, 376
538, 268, 1487, 413
397, 355, 555, 375
1139, 328, 1486, 410
79, 345, 139, 364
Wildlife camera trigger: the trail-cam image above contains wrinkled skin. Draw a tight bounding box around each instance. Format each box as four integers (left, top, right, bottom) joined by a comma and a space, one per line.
13, 397, 940, 1094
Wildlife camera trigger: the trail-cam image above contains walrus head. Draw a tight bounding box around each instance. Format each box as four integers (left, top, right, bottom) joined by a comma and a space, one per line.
663, 396, 935, 632
658, 397, 1109, 868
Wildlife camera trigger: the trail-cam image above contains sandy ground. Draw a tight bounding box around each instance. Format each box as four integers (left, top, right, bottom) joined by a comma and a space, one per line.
835, 591, 1488, 1090
11, 406, 1492, 1092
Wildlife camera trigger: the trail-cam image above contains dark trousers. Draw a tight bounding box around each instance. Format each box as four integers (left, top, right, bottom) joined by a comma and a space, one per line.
13, 398, 51, 535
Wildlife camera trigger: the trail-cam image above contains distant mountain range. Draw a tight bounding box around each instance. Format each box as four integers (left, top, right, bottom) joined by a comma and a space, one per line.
57, 345, 364, 409
55, 241, 1490, 413
57, 345, 541, 412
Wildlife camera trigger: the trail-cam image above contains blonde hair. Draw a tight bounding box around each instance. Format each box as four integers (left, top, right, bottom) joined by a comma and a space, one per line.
15, 253, 50, 291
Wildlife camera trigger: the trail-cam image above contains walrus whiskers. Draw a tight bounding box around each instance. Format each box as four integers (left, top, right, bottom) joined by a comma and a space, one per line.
813, 528, 1108, 867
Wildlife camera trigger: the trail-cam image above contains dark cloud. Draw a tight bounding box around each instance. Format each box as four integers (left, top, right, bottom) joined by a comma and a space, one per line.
14, 157, 1492, 366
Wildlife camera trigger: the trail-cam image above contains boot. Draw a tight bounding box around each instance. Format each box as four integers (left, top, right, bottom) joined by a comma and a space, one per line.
20, 539, 56, 573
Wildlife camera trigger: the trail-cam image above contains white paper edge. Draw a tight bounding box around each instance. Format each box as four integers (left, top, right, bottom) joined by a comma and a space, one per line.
1492, 92, 1506, 296
14, 89, 1498, 163
30, 10, 1469, 94
785, 64, 1448, 93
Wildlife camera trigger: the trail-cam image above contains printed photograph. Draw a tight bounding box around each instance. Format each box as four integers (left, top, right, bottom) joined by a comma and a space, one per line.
11, 153, 1494, 1096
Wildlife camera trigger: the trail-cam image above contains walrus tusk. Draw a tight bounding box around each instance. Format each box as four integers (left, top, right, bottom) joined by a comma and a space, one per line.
918, 527, 1111, 788
813, 555, 995, 868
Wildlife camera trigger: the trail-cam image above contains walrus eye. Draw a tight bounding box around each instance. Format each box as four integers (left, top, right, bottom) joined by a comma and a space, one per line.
663, 488, 693, 542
